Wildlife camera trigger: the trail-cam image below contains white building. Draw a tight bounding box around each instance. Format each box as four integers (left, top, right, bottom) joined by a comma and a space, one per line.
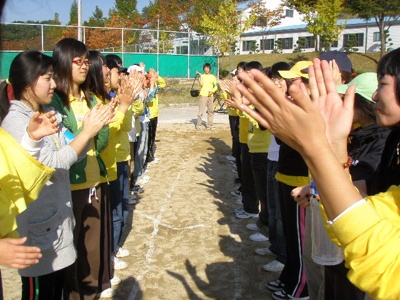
238, 0, 400, 54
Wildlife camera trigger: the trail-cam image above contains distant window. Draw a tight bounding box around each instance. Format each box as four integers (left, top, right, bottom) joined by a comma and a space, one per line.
242, 40, 256, 51
343, 33, 364, 47
254, 18, 267, 27
278, 37, 293, 49
285, 9, 294, 17
261, 39, 275, 50
332, 40, 339, 47
304, 36, 314, 48
373, 32, 381, 42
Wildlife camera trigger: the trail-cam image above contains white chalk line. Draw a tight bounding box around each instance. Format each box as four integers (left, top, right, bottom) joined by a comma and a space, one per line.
128, 159, 192, 300
133, 210, 205, 230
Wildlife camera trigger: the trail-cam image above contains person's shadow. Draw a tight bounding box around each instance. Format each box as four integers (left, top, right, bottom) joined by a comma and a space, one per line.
167, 235, 252, 300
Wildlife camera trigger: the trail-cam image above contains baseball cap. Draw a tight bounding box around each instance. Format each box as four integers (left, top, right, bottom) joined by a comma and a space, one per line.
230, 69, 237, 75
278, 61, 313, 79
319, 51, 352, 73
336, 72, 377, 102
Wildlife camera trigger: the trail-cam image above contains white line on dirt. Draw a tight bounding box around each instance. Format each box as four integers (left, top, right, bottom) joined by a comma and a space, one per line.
133, 210, 205, 230
128, 159, 191, 300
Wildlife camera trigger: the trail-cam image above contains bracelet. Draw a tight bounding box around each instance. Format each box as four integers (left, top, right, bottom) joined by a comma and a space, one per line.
342, 156, 353, 168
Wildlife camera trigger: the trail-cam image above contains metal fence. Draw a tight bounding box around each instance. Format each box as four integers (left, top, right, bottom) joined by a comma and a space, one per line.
0, 23, 219, 79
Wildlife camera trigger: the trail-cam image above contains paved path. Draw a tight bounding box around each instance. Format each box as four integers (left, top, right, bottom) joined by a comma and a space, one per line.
159, 106, 229, 125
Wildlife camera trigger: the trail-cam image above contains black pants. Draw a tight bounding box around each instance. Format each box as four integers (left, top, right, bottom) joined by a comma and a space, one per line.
240, 143, 258, 214
325, 262, 365, 300
21, 268, 66, 300
146, 117, 158, 163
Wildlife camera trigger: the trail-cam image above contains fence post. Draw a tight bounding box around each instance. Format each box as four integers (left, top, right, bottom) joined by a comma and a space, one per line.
41, 24, 44, 52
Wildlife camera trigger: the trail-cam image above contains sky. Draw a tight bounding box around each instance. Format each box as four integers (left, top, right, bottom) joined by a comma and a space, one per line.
2, 0, 148, 24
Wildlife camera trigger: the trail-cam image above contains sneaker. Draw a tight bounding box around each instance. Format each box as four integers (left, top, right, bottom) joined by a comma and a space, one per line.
195, 126, 201, 131
231, 190, 242, 197
250, 232, 269, 242
267, 279, 285, 292
127, 194, 137, 205
142, 175, 151, 181
206, 126, 216, 130
272, 289, 309, 300
113, 257, 128, 270
263, 260, 285, 272
246, 223, 260, 231
226, 155, 236, 162
235, 197, 243, 205
233, 207, 244, 213
116, 247, 130, 258
98, 288, 115, 298
110, 275, 121, 286
235, 211, 258, 219
152, 157, 160, 164
131, 185, 144, 194
255, 247, 274, 256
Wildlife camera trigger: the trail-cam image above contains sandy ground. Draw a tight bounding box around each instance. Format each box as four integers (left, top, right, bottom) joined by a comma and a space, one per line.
1, 108, 278, 299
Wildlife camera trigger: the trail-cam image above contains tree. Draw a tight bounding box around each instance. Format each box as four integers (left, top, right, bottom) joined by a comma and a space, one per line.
110, 0, 141, 22
345, 0, 400, 57
69, 0, 78, 25
286, 0, 345, 51
248, 1, 284, 53
199, 0, 256, 56
84, 6, 107, 27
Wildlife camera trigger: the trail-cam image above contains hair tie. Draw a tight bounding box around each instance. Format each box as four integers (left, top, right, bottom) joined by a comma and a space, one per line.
5, 78, 10, 85
7, 82, 15, 101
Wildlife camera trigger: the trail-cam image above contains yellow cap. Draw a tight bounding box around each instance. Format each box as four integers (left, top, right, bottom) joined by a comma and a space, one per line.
278, 61, 313, 79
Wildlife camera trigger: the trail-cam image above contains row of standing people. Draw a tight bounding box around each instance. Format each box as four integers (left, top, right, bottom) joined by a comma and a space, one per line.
0, 37, 165, 299
220, 51, 390, 300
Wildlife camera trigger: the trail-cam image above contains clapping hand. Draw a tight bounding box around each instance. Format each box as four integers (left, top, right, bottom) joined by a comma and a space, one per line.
27, 110, 59, 141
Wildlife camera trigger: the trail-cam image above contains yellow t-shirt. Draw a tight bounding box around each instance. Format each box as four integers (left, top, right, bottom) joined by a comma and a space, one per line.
199, 73, 218, 97
69, 93, 101, 191
0, 128, 54, 238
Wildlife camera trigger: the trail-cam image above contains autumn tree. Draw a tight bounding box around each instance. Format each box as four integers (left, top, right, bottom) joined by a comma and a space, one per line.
249, 1, 284, 53
110, 0, 141, 22
286, 0, 345, 51
199, 0, 256, 56
345, 0, 400, 57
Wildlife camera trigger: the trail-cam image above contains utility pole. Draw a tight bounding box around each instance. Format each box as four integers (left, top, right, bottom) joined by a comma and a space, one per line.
78, 0, 82, 41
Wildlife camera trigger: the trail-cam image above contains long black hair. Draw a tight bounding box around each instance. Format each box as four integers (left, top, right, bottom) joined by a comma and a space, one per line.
0, 50, 52, 120
88, 50, 108, 101
52, 38, 91, 109
267, 61, 292, 95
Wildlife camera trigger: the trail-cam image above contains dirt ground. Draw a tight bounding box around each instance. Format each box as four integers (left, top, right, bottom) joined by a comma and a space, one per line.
1, 121, 278, 300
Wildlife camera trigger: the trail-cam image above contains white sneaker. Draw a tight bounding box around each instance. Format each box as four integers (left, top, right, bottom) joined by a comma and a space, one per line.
263, 260, 285, 272
110, 275, 121, 286
233, 207, 244, 213
235, 211, 258, 219
246, 223, 260, 231
255, 247, 274, 256
249, 232, 269, 242
98, 287, 115, 298
226, 155, 236, 162
231, 190, 242, 197
127, 194, 137, 205
113, 257, 128, 270
235, 197, 243, 205
142, 175, 151, 181
116, 247, 130, 258
152, 157, 160, 164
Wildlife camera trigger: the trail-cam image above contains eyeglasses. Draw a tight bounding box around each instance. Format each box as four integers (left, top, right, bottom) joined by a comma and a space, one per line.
271, 77, 284, 87
72, 59, 91, 67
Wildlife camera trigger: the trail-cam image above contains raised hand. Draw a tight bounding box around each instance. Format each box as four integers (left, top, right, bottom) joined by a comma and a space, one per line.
307, 58, 355, 150
81, 102, 115, 138
0, 237, 42, 269
27, 110, 59, 140
219, 79, 250, 110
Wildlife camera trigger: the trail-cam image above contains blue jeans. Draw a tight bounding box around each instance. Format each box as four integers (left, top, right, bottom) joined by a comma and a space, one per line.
267, 160, 286, 264
109, 161, 130, 253
250, 152, 269, 227
133, 121, 149, 180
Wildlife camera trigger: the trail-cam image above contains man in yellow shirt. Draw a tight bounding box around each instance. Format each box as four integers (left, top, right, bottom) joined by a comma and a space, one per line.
196, 63, 217, 130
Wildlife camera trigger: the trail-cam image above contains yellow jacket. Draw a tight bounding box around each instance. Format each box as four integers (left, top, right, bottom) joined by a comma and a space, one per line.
148, 76, 166, 119
199, 73, 218, 97
0, 128, 54, 238
247, 117, 272, 153
328, 185, 400, 300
